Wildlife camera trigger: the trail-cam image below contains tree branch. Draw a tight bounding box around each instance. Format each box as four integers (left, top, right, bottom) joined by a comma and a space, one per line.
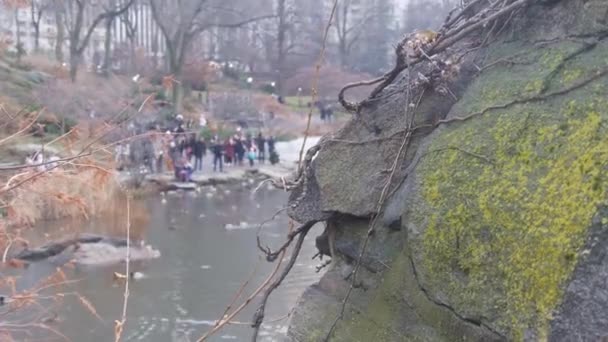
76, 0, 136, 54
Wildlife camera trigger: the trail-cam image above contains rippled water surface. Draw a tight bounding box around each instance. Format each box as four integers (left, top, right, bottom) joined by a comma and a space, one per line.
11, 138, 324, 341
33, 185, 323, 342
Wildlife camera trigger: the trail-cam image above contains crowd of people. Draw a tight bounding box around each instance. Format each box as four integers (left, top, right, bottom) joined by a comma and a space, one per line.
115, 121, 279, 183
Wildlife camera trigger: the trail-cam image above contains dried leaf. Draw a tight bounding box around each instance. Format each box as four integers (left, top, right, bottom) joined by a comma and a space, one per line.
78, 294, 103, 321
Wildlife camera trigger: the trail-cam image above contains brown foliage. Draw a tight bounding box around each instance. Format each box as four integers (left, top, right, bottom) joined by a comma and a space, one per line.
182, 58, 220, 91
33, 73, 134, 124
285, 65, 374, 99
1, 0, 29, 9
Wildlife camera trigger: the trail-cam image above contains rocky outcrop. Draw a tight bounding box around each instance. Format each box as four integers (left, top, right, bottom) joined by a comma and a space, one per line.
288, 0, 608, 341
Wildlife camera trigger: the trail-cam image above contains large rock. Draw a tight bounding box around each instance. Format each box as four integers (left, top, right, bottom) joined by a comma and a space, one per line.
291, 61, 478, 219
289, 0, 608, 340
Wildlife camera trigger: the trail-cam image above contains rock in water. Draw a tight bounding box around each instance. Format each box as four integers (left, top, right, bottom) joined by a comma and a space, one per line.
130, 271, 145, 280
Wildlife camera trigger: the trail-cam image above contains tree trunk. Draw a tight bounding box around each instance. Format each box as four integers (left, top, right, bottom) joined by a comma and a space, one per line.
276, 0, 286, 97
172, 64, 184, 113
339, 40, 348, 68
69, 47, 80, 82
33, 24, 40, 51
337, 1, 350, 69
102, 17, 113, 76
130, 40, 136, 74
55, 11, 65, 62
14, 9, 22, 63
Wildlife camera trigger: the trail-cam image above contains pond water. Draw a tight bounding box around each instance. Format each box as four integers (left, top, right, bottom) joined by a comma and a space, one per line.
11, 138, 324, 342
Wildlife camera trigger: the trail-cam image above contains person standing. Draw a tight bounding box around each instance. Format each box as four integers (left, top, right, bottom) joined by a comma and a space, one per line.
153, 133, 164, 174
193, 137, 206, 172
234, 134, 245, 166
211, 136, 224, 172
325, 105, 334, 123
256, 132, 266, 163
247, 146, 257, 167
224, 137, 235, 166
267, 135, 275, 154
186, 134, 196, 161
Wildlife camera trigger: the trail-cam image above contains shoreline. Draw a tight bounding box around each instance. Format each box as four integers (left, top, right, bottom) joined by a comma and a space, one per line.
122, 163, 295, 192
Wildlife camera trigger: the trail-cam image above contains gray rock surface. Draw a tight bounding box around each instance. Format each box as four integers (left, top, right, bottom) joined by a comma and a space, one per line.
550, 207, 608, 341
288, 0, 608, 340
14, 234, 160, 266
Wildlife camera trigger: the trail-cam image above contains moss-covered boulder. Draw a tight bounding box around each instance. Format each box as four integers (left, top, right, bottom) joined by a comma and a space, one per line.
289, 0, 608, 341
406, 41, 608, 340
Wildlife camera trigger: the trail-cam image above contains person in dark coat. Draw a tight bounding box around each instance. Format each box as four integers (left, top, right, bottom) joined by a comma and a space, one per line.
211, 136, 224, 172
256, 132, 266, 163
267, 136, 275, 154
193, 137, 206, 171
186, 134, 196, 161
234, 134, 245, 166
267, 135, 279, 165
325, 105, 334, 123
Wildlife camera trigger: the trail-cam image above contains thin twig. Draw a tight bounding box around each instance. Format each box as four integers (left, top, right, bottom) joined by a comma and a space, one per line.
0, 109, 44, 146
296, 0, 339, 172
0, 94, 154, 194
114, 193, 131, 342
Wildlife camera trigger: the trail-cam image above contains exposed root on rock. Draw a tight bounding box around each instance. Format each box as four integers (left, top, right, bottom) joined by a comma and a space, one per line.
257, 220, 317, 262
251, 222, 313, 341
338, 0, 536, 114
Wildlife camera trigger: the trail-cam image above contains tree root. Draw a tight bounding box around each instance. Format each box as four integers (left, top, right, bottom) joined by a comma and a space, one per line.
433, 66, 608, 127
538, 36, 604, 94
338, 0, 535, 114
251, 222, 313, 341
257, 220, 317, 262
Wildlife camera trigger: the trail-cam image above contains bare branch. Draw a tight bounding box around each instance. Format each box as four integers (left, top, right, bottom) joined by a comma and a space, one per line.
76, 0, 136, 54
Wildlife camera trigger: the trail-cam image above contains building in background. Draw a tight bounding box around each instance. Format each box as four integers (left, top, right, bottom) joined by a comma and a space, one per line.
0, 0, 167, 69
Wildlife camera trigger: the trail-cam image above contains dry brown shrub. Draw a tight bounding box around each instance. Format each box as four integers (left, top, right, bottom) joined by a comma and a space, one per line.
21, 54, 63, 77
7, 167, 117, 226
284, 65, 374, 99
34, 73, 135, 124
253, 94, 290, 117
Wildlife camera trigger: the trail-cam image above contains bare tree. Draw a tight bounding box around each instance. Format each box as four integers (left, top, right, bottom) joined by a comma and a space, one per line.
30, 0, 49, 52
13, 6, 23, 62
2, 0, 29, 62
118, 9, 137, 73
52, 0, 65, 62
274, 0, 294, 97
149, 0, 272, 112
101, 0, 116, 76
58, 0, 135, 81
334, 0, 379, 69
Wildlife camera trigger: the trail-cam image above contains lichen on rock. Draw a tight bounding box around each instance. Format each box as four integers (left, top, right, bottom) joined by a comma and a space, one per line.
288, 0, 608, 341
415, 87, 608, 339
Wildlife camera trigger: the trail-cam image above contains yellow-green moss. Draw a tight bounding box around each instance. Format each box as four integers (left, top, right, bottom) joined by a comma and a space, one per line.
419, 97, 608, 339
329, 255, 413, 342
561, 68, 584, 86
